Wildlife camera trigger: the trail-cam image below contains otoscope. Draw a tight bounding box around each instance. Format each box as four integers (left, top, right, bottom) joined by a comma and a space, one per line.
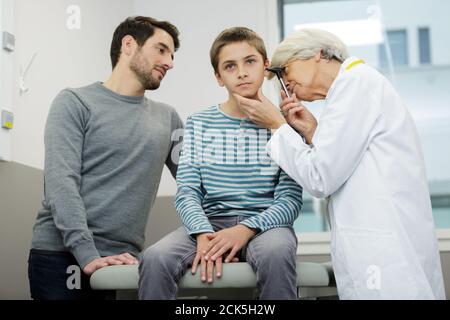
266, 67, 290, 98
266, 67, 308, 143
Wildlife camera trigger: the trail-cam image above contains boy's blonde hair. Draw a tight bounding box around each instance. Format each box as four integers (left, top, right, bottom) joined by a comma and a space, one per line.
210, 27, 268, 74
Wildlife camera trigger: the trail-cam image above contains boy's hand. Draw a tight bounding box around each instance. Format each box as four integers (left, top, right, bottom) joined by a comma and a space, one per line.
83, 253, 138, 276
192, 233, 239, 283
192, 233, 221, 283
204, 225, 257, 263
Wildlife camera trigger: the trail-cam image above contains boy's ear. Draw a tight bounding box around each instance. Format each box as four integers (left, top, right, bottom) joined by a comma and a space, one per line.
263, 59, 270, 77
215, 72, 225, 87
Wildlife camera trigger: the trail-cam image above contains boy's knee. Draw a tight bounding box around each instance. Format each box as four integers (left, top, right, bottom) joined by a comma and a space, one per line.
256, 240, 296, 265
140, 245, 171, 271
263, 245, 295, 261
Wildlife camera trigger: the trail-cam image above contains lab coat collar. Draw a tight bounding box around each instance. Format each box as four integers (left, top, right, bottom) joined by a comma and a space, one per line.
325, 56, 363, 102
339, 56, 363, 75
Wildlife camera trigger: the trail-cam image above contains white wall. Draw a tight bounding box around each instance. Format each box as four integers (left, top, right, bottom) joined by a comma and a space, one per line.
9, 0, 280, 196
133, 0, 279, 121
11, 0, 134, 169
0, 0, 14, 161
133, 0, 280, 195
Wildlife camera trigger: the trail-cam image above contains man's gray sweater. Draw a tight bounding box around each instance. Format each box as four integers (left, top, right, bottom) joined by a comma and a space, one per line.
31, 82, 184, 268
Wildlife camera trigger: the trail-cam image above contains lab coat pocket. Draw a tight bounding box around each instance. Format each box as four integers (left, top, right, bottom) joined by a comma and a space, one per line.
337, 227, 419, 299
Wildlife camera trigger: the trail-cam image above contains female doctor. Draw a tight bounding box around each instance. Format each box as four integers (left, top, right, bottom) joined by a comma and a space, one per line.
235, 29, 445, 299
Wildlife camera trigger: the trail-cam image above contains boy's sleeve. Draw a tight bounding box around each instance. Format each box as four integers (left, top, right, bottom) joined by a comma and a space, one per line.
44, 89, 100, 269
240, 169, 303, 233
175, 116, 214, 236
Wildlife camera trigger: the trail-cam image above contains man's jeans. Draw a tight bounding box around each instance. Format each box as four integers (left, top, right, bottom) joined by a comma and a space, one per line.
138, 216, 298, 300
28, 249, 115, 300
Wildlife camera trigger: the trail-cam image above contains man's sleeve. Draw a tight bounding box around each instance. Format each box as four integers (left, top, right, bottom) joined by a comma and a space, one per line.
44, 89, 100, 269
165, 109, 185, 178
175, 117, 214, 236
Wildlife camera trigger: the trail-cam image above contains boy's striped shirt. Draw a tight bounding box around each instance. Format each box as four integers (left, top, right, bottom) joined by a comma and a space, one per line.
175, 105, 303, 235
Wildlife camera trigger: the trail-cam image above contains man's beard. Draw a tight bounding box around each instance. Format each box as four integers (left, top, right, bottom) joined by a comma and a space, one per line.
130, 51, 161, 90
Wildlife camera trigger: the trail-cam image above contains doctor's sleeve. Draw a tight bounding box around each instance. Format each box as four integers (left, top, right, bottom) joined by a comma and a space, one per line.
175, 117, 214, 236
266, 75, 381, 198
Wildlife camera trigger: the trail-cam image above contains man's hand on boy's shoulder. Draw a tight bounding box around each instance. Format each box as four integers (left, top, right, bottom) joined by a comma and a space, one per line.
203, 225, 257, 263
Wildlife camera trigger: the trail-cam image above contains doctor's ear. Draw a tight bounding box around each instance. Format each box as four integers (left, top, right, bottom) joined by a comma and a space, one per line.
314, 51, 322, 62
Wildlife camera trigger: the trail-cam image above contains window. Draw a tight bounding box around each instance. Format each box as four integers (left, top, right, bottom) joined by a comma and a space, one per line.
280, 0, 450, 232
379, 30, 409, 68
419, 27, 431, 65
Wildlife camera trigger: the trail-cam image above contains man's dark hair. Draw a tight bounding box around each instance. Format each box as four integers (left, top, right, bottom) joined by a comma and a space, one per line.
110, 16, 180, 69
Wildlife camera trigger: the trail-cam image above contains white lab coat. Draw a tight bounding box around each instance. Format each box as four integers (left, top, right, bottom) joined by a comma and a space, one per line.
267, 57, 445, 299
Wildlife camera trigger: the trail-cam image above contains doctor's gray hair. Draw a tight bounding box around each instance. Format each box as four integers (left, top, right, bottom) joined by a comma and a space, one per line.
269, 28, 349, 79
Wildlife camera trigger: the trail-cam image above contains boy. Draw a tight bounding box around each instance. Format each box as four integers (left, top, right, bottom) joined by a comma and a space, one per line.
138, 27, 302, 300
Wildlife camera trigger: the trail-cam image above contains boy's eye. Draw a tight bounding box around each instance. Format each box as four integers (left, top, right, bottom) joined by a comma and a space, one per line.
246, 59, 256, 64
224, 64, 235, 70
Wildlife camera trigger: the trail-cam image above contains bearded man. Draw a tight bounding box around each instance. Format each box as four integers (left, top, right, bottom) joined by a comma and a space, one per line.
28, 16, 183, 300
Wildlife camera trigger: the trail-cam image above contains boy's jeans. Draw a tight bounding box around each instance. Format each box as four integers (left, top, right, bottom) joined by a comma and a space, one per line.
138, 215, 298, 300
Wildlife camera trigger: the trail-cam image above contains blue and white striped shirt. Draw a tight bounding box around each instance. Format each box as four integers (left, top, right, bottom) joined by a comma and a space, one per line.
175, 105, 303, 235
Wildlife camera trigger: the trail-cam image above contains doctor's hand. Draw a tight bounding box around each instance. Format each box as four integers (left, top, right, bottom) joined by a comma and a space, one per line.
203, 225, 257, 264
83, 253, 139, 276
280, 91, 317, 145
234, 89, 286, 131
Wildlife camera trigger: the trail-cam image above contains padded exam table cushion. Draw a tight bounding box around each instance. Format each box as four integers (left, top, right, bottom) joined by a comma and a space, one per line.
90, 259, 331, 290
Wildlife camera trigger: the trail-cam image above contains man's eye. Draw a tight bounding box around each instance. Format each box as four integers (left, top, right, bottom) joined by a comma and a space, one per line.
246, 59, 256, 64
225, 64, 235, 70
